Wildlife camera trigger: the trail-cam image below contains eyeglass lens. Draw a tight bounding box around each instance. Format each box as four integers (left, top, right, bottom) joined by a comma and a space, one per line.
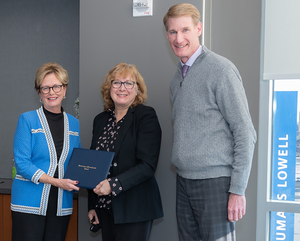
40, 85, 63, 93
111, 81, 135, 89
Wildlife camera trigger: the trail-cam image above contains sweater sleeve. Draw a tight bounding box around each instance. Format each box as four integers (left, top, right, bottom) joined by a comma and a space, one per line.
215, 64, 257, 195
13, 113, 45, 184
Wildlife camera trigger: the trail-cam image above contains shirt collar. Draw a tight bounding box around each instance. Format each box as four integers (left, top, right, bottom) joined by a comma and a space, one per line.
180, 45, 203, 68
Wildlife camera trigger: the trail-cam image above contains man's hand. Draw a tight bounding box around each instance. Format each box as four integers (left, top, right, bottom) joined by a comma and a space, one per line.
228, 193, 246, 222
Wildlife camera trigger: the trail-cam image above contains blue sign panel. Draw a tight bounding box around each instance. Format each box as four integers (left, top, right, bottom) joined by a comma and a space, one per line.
270, 212, 295, 241
270, 91, 297, 241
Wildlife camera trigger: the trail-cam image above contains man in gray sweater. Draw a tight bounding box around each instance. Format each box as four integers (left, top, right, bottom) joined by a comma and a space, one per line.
163, 3, 257, 241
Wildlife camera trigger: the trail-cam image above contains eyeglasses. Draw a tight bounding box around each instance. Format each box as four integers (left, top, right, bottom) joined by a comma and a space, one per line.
40, 85, 63, 94
111, 80, 136, 90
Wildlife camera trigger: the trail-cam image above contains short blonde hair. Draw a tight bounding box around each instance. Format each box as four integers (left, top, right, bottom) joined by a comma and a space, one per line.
163, 3, 201, 31
101, 63, 147, 111
35, 62, 69, 90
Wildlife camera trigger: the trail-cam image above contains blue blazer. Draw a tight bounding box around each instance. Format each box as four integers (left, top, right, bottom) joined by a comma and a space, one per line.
11, 106, 81, 216
88, 104, 163, 224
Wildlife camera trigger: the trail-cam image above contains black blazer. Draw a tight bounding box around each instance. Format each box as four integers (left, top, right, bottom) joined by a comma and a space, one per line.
88, 104, 163, 224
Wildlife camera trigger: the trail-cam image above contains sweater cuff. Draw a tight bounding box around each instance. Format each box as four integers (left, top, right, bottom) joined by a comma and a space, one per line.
33, 169, 45, 184
228, 184, 246, 196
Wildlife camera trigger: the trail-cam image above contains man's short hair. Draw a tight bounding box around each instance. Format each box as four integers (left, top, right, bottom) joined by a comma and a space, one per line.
163, 3, 201, 31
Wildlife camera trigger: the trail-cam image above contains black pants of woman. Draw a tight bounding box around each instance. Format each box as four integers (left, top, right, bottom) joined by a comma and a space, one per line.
11, 186, 70, 241
99, 208, 153, 241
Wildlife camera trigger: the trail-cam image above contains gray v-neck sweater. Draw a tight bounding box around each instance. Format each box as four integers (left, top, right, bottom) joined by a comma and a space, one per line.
170, 46, 257, 195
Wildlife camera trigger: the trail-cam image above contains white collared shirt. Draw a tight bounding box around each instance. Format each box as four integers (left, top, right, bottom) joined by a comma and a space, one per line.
180, 45, 203, 68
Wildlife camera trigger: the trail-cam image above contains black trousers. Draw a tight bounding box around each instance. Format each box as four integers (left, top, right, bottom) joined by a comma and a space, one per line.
12, 186, 70, 241
99, 208, 153, 241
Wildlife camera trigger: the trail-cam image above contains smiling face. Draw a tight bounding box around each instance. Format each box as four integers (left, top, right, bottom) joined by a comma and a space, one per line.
166, 16, 202, 64
38, 72, 66, 113
110, 75, 137, 111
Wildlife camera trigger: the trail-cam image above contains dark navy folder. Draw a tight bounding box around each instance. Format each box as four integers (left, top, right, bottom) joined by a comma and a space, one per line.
64, 148, 115, 189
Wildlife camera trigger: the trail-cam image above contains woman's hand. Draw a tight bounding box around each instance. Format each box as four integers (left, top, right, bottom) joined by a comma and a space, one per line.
88, 209, 99, 225
93, 179, 112, 196
56, 178, 80, 191
39, 174, 79, 191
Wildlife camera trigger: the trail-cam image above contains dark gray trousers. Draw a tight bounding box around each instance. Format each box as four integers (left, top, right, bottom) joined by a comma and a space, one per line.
176, 175, 236, 241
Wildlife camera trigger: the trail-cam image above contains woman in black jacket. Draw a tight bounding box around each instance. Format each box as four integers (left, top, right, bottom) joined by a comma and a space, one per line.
87, 63, 163, 241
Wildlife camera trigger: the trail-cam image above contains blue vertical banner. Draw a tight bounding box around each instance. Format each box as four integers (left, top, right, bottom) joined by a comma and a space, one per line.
270, 91, 297, 241
270, 212, 295, 241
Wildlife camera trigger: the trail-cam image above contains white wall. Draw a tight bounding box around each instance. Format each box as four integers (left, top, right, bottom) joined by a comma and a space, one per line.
264, 0, 300, 80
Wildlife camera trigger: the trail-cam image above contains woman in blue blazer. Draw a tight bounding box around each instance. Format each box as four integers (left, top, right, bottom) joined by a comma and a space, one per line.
88, 63, 163, 241
11, 62, 81, 241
